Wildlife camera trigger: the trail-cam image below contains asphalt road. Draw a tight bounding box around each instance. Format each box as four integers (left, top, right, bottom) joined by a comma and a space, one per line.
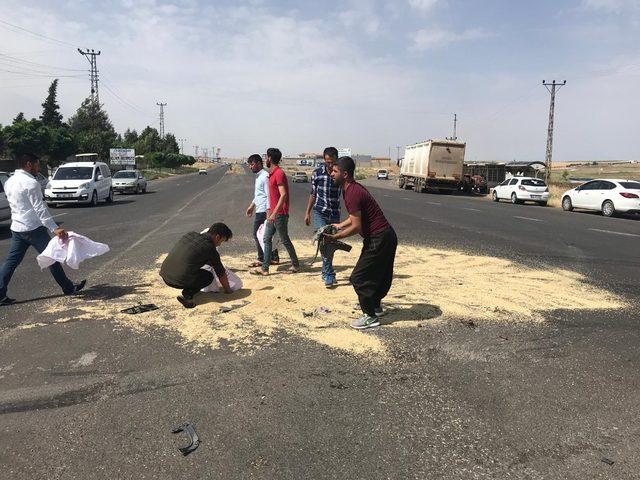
0, 167, 639, 479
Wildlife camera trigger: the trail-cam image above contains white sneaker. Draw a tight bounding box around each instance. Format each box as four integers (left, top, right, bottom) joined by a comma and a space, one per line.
350, 314, 380, 330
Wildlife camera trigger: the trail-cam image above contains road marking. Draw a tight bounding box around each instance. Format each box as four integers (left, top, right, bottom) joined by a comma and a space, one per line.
383, 194, 391, 197
425, 201, 441, 206
52, 213, 68, 218
588, 228, 640, 238
400, 197, 411, 201
461, 207, 481, 212
513, 216, 543, 222
88, 173, 224, 280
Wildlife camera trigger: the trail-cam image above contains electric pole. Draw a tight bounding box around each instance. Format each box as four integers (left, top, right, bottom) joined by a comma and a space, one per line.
194, 145, 199, 157
156, 102, 167, 139
452, 113, 457, 141
396, 146, 401, 162
178, 138, 186, 154
77, 48, 101, 104
543, 80, 566, 182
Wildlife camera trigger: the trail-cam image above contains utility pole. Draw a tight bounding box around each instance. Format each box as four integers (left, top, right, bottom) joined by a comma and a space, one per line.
156, 102, 167, 139
452, 113, 457, 141
194, 145, 199, 157
396, 146, 401, 162
543, 80, 566, 182
77, 48, 101, 104
202, 148, 208, 162
178, 138, 186, 154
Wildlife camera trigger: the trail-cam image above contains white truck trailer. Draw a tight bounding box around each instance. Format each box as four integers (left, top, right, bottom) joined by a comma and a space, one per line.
398, 139, 466, 193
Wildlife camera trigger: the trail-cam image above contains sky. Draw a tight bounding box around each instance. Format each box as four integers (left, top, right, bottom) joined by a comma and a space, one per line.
1, 0, 639, 161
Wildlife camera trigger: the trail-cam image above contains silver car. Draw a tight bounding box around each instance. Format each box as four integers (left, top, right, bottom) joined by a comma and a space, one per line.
0, 180, 10, 222
112, 170, 147, 194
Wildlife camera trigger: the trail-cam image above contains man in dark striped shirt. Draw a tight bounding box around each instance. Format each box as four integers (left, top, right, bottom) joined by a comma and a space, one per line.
304, 147, 341, 288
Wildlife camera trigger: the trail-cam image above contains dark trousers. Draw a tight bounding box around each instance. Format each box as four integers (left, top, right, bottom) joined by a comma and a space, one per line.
262, 214, 299, 271
0, 226, 74, 298
162, 269, 214, 298
349, 228, 398, 316
253, 212, 278, 262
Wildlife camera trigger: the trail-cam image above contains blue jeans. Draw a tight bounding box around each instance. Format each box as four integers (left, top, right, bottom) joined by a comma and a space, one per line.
313, 210, 340, 279
262, 214, 299, 272
253, 211, 278, 262
0, 226, 74, 298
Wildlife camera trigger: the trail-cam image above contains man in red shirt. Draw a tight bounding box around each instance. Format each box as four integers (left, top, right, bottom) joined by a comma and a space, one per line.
327, 156, 397, 329
251, 148, 300, 275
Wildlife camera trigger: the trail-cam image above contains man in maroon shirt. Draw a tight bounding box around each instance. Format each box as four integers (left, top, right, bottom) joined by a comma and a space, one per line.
327, 156, 398, 329
251, 148, 300, 275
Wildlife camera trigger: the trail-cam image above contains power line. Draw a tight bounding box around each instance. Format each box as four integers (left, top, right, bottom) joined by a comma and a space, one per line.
77, 48, 101, 104
0, 19, 78, 48
0, 52, 86, 72
0, 67, 84, 78
542, 80, 566, 182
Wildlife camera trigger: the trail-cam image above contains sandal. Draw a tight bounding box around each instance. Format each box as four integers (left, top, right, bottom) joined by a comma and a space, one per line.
250, 268, 269, 276
248, 261, 262, 268
285, 266, 299, 274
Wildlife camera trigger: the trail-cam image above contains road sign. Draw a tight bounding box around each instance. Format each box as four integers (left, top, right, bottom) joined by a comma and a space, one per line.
110, 148, 135, 165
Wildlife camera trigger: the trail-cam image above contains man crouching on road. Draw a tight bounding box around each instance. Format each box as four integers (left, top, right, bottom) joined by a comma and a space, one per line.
160, 223, 233, 308
326, 157, 397, 330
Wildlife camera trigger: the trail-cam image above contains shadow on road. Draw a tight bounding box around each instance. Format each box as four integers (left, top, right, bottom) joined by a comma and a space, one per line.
13, 293, 66, 305
381, 302, 442, 325
79, 283, 151, 301
195, 288, 252, 306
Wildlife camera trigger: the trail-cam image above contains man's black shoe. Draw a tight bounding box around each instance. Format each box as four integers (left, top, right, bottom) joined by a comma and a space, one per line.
177, 295, 196, 309
0, 296, 16, 306
67, 280, 87, 296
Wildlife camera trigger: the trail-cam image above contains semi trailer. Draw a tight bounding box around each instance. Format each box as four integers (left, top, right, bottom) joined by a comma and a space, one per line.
398, 139, 466, 193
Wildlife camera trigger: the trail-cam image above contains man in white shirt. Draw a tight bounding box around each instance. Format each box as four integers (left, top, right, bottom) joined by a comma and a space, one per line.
0, 153, 86, 306
245, 154, 278, 267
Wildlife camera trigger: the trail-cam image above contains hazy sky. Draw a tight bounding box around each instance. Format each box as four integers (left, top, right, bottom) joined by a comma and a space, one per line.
1, 0, 639, 161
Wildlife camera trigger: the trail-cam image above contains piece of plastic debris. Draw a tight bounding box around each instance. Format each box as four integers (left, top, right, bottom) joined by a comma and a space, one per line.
120, 304, 159, 315
601, 458, 614, 466
219, 300, 250, 313
316, 307, 331, 314
302, 311, 314, 318
171, 423, 200, 456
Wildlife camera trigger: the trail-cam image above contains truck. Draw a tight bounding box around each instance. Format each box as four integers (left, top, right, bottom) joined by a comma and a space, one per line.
398, 139, 466, 193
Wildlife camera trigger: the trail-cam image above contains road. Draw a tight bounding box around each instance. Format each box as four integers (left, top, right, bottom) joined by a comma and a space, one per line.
0, 167, 639, 479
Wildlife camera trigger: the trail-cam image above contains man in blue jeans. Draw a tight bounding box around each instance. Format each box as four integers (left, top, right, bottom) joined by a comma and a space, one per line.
0, 153, 85, 306
304, 147, 341, 288
245, 154, 279, 267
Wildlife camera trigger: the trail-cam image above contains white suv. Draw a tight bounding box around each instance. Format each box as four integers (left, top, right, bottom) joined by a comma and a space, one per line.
492, 176, 549, 206
45, 162, 113, 207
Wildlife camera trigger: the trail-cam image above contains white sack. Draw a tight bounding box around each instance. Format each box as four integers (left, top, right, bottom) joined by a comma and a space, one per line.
200, 267, 243, 293
37, 232, 110, 270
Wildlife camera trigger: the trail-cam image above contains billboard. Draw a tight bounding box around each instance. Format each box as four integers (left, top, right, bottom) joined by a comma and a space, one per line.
337, 148, 352, 159
110, 148, 135, 165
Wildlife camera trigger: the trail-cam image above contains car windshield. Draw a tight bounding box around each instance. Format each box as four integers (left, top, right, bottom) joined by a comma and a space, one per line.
114, 171, 136, 178
619, 182, 640, 190
522, 179, 546, 187
53, 167, 93, 180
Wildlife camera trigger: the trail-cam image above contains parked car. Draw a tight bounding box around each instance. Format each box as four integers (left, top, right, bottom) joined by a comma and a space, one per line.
0, 171, 10, 188
561, 179, 640, 217
198, 169, 208, 175
292, 171, 309, 183
44, 161, 113, 207
377, 169, 389, 180
35, 172, 48, 194
492, 176, 549, 206
113, 170, 147, 194
0, 180, 10, 222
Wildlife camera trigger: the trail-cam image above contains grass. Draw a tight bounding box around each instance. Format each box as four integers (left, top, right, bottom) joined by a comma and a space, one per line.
140, 166, 198, 181
551, 162, 640, 183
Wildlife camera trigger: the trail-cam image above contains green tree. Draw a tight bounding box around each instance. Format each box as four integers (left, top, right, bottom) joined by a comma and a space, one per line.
123, 128, 139, 147
0, 124, 6, 157
161, 133, 179, 154
13, 112, 25, 124
48, 127, 76, 166
135, 126, 162, 155
68, 98, 118, 159
3, 118, 52, 158
561, 170, 569, 182
40, 79, 63, 128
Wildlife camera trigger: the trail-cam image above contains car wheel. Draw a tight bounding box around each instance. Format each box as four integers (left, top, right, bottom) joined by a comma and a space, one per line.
562, 196, 573, 211
602, 200, 615, 217
90, 191, 98, 207
106, 188, 114, 203
142, 185, 147, 194
136, 184, 142, 194
538, 201, 547, 207
492, 190, 499, 202
511, 192, 519, 204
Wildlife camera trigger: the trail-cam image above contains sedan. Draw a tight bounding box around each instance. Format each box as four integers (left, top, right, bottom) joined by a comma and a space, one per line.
561, 179, 640, 217
492, 176, 549, 206
112, 170, 147, 194
292, 171, 309, 183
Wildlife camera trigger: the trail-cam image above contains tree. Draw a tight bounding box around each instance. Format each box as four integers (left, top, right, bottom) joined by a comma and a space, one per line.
68, 98, 118, 159
40, 79, 63, 128
135, 126, 162, 155
3, 118, 52, 158
13, 112, 25, 124
48, 127, 76, 166
123, 128, 139, 147
161, 133, 179, 154
561, 170, 569, 182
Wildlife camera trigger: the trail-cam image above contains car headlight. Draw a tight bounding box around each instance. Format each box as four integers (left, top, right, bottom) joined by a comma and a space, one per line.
78, 182, 90, 189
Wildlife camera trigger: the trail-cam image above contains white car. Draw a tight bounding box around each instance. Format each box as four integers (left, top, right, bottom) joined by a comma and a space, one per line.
561, 179, 640, 217
45, 161, 113, 207
377, 169, 389, 180
0, 179, 10, 222
492, 176, 549, 206
198, 169, 208, 175
292, 171, 309, 183
113, 170, 147, 194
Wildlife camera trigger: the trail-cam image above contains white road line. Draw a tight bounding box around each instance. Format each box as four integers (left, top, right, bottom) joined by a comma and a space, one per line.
383, 194, 391, 198
425, 201, 441, 206
87, 178, 223, 280
52, 213, 68, 218
513, 216, 543, 222
588, 228, 640, 238
462, 207, 481, 212
400, 197, 411, 201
